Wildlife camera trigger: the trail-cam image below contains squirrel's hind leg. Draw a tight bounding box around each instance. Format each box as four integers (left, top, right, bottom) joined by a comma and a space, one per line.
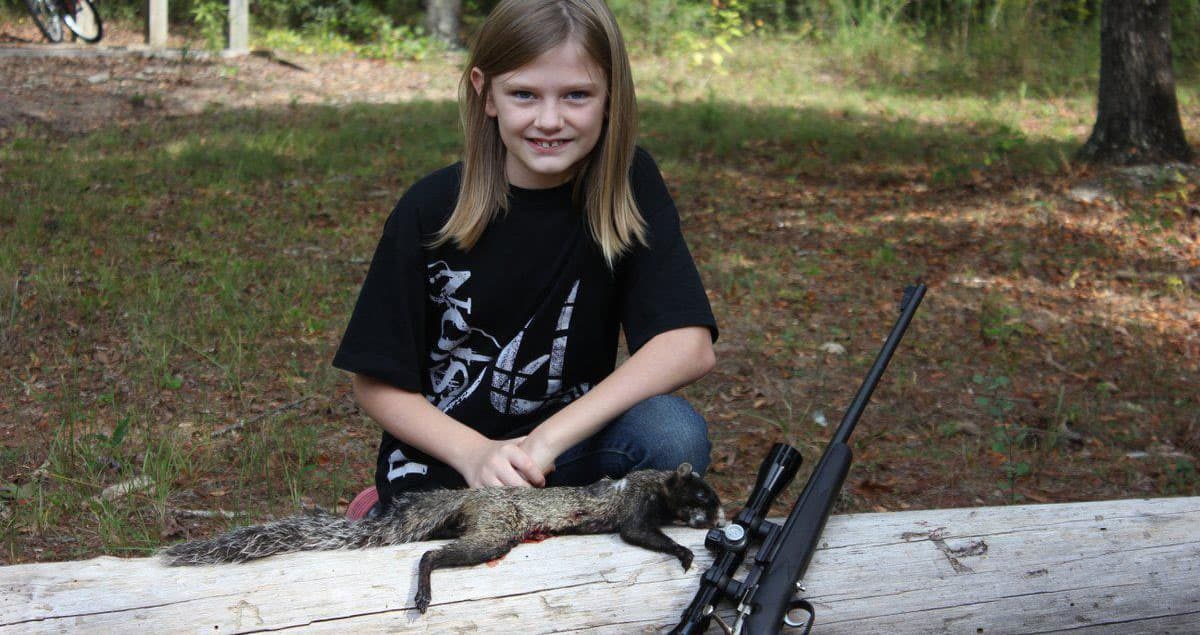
413, 531, 522, 613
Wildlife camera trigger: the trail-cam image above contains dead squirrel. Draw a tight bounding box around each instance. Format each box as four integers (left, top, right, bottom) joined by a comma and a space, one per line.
161, 463, 723, 613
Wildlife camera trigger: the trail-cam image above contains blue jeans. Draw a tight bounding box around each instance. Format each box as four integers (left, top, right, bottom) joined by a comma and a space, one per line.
374, 394, 712, 513
545, 394, 712, 486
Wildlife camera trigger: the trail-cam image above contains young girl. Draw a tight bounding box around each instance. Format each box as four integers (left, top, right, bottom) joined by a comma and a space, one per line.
334, 0, 718, 518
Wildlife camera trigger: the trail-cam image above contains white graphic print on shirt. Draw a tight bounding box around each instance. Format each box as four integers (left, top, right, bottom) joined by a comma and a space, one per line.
491, 280, 591, 414
427, 261, 501, 412
426, 261, 591, 416
386, 447, 429, 481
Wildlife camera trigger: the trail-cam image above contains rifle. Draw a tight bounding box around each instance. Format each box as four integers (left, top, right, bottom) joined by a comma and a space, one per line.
672, 283, 926, 634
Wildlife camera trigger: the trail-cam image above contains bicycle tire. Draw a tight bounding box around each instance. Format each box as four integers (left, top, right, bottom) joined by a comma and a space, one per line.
22, 0, 64, 43
63, 0, 103, 43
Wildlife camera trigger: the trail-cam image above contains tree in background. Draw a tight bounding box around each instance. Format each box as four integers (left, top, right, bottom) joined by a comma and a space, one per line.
425, 0, 462, 47
1078, 0, 1194, 164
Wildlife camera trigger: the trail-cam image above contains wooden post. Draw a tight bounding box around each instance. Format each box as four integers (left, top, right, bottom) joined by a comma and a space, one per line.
146, 0, 168, 48
227, 0, 249, 54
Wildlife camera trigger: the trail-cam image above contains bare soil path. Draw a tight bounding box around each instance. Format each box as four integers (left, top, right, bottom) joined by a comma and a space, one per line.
1, 23, 458, 139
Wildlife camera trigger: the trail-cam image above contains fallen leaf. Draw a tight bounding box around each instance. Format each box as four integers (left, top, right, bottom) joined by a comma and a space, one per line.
97, 476, 154, 502
161, 514, 185, 540
819, 342, 846, 355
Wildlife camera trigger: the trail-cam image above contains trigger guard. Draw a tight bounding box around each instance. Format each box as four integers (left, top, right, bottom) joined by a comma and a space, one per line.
783, 598, 815, 633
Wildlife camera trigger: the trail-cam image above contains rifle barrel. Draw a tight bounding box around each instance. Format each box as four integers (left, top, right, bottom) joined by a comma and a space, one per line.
831, 283, 926, 446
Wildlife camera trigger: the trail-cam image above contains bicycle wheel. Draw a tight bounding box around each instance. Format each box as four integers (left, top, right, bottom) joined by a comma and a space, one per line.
22, 0, 64, 43
63, 0, 103, 43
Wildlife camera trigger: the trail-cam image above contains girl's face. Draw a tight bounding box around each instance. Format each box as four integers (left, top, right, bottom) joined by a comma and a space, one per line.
472, 40, 607, 190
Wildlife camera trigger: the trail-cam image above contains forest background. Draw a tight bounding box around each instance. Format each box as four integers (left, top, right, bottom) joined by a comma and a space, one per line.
1, 0, 1198, 563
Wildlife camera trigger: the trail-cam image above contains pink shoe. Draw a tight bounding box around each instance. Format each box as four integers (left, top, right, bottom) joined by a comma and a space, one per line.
346, 486, 380, 520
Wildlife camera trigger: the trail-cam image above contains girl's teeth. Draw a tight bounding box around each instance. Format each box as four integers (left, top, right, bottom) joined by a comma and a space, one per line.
536, 140, 563, 148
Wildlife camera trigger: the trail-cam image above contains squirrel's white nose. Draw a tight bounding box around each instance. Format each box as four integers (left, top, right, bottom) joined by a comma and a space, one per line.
689, 507, 724, 528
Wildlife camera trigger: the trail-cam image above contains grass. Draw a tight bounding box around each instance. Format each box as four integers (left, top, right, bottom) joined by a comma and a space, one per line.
1, 103, 462, 558
2, 31, 1199, 563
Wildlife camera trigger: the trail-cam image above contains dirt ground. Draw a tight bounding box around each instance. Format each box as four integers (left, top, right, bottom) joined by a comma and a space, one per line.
3, 16, 1199, 565
0, 20, 459, 139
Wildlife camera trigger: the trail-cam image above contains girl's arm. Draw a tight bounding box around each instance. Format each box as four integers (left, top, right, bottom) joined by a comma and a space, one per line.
519, 325, 715, 473
351, 374, 546, 488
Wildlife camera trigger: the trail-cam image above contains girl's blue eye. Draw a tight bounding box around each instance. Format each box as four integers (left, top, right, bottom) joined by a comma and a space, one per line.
567, 91, 589, 100
513, 91, 534, 100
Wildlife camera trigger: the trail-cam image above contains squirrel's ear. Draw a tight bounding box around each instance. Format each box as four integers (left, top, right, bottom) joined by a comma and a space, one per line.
676, 463, 693, 477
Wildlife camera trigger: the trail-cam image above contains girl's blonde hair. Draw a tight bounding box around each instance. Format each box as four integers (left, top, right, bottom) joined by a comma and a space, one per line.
435, 0, 645, 267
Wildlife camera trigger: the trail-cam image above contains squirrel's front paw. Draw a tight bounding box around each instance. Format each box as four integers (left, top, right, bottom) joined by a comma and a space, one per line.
676, 547, 694, 572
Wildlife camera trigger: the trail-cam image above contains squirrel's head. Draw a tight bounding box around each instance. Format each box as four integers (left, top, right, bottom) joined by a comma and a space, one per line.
662, 463, 724, 528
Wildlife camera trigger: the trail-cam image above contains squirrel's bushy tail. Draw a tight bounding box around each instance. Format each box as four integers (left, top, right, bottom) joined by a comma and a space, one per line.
161, 500, 454, 566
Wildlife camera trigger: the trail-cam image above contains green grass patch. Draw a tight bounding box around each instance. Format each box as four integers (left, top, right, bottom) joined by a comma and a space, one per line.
2, 31, 1198, 562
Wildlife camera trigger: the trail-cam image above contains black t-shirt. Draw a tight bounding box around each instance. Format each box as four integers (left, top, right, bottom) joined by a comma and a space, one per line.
333, 147, 717, 495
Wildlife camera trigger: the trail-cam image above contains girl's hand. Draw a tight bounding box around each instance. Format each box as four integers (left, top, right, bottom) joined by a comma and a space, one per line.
461, 438, 546, 488
517, 435, 558, 477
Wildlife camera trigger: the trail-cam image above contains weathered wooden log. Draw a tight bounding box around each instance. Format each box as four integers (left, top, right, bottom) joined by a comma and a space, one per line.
2, 497, 1197, 633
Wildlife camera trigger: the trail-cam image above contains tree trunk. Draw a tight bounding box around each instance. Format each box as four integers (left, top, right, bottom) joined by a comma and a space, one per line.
1077, 0, 1194, 165
425, 0, 463, 48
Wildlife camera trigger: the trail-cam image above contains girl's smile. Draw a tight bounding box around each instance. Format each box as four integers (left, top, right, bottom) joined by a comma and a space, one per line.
472, 40, 607, 190
528, 138, 569, 151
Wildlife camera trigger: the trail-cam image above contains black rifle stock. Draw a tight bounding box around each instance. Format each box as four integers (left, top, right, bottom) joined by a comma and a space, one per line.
671, 283, 926, 634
